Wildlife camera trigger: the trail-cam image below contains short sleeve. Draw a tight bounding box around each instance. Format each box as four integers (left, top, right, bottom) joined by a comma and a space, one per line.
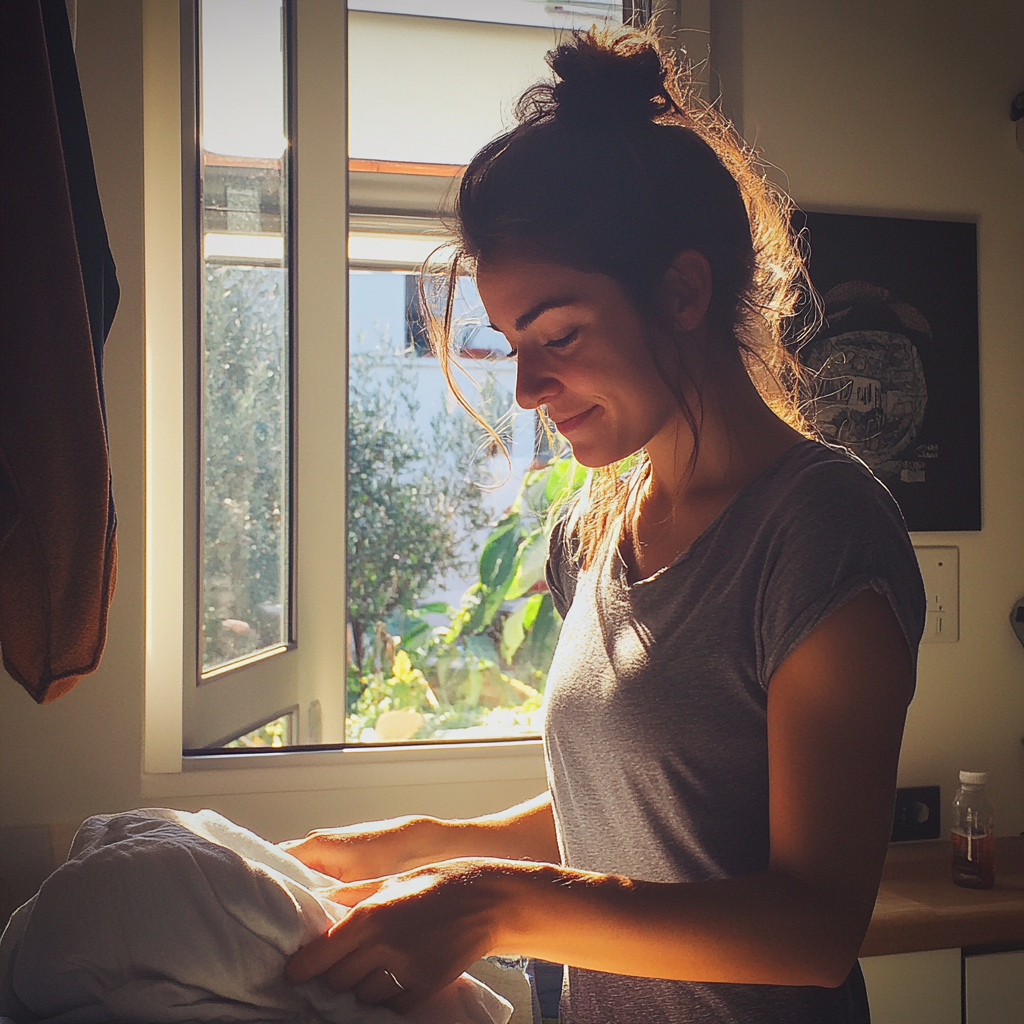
545, 515, 579, 619
757, 457, 926, 696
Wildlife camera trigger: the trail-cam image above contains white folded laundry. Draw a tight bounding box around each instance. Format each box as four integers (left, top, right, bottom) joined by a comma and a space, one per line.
0, 808, 511, 1024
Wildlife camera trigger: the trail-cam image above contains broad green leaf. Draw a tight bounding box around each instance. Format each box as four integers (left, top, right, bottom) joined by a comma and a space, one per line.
517, 593, 560, 673
465, 665, 483, 707
521, 592, 543, 632
480, 582, 508, 627
500, 601, 528, 662
417, 601, 450, 614
478, 512, 520, 592
544, 458, 585, 503
460, 583, 489, 635
506, 529, 547, 600
522, 472, 550, 514
397, 618, 431, 647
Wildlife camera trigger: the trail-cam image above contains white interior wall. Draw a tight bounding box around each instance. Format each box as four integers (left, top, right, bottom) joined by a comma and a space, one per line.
737, 0, 1024, 834
2, 0, 1022, 917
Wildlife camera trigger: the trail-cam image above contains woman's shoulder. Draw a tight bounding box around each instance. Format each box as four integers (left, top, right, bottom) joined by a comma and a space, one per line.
752, 439, 907, 528
748, 441, 926, 686
724, 439, 920, 605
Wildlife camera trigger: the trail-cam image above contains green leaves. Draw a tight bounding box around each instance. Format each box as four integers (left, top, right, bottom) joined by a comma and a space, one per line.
346, 349, 492, 655
545, 457, 588, 505
501, 592, 542, 662
346, 445, 587, 741
202, 266, 288, 670
479, 511, 520, 593
506, 529, 547, 600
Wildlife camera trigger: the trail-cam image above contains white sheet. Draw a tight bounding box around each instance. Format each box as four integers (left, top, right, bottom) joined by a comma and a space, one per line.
0, 808, 511, 1024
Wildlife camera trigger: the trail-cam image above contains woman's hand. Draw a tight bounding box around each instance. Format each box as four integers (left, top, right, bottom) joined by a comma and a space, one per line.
280, 794, 560, 884
285, 858, 520, 1014
279, 815, 446, 882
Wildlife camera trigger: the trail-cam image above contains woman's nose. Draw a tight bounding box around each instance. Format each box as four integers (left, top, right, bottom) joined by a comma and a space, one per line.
515, 352, 561, 411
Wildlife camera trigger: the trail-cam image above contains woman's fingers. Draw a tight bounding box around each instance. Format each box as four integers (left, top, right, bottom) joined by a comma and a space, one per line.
320, 944, 391, 994
278, 834, 336, 876
285, 918, 362, 984
322, 877, 387, 906
351, 964, 409, 1005
278, 817, 437, 881
286, 859, 506, 1015
287, 918, 421, 1009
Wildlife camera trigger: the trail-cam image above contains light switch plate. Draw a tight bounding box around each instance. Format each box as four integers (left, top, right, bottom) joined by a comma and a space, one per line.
915, 546, 959, 643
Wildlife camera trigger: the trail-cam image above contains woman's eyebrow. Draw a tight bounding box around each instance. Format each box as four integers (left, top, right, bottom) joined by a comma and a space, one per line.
489, 298, 577, 336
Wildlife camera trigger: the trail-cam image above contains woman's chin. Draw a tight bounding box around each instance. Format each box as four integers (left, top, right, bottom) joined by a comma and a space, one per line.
565, 439, 623, 470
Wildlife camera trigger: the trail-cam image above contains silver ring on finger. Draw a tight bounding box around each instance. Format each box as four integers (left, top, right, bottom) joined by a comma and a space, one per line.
381, 968, 405, 993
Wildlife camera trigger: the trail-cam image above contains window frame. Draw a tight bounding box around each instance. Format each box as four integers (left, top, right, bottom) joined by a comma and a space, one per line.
143, 0, 548, 781
183, 0, 304, 751
195, 0, 300, 684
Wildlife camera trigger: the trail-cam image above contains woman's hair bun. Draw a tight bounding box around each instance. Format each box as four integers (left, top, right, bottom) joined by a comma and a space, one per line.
547, 28, 675, 128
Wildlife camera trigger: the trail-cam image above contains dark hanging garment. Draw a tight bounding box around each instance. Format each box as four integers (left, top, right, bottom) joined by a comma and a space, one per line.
0, 0, 119, 702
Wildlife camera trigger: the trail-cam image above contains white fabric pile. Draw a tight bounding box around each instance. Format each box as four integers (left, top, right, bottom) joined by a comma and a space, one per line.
0, 808, 512, 1024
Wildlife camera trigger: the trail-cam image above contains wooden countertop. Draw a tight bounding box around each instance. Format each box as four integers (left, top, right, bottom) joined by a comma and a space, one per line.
860, 835, 1024, 957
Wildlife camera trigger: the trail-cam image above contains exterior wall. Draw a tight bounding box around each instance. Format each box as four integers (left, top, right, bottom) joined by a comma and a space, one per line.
347, 11, 554, 164
2, 0, 1022, 918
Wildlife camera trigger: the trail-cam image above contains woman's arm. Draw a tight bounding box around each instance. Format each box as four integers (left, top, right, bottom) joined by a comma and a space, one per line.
503, 587, 910, 986
281, 792, 559, 881
287, 588, 911, 1008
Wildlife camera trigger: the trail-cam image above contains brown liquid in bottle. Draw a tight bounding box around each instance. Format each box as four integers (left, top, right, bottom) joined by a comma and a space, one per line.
951, 827, 995, 888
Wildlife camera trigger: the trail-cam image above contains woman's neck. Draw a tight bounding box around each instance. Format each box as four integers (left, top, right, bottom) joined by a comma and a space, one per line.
626, 355, 804, 581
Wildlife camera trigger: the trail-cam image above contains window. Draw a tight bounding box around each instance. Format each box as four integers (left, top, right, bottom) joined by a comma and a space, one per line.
184, 1, 621, 753
198, 0, 292, 679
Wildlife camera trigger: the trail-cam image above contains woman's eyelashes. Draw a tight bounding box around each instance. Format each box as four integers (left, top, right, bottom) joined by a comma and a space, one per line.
545, 327, 580, 349
503, 327, 580, 358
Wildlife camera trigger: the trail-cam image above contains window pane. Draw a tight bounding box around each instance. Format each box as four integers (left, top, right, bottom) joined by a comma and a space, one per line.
345, 261, 582, 744
346, 10, 608, 744
200, 0, 291, 675
224, 711, 297, 748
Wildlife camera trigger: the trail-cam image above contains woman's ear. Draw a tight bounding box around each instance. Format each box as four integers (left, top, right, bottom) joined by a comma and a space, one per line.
660, 251, 713, 332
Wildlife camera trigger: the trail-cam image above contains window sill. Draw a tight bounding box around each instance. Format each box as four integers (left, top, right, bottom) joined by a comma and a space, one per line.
141, 738, 546, 799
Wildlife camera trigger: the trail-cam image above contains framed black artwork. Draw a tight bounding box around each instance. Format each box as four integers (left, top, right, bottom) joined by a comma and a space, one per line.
797, 211, 981, 532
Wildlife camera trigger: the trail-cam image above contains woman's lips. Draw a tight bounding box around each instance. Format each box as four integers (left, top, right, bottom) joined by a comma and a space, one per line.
554, 406, 597, 434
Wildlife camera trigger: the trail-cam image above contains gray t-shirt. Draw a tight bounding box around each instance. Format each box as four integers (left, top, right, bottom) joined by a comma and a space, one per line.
543, 440, 925, 1024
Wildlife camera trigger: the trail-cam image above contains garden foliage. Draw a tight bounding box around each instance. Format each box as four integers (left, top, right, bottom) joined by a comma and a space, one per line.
346, 453, 586, 741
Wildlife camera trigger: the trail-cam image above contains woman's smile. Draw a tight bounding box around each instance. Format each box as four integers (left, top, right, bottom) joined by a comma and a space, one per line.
552, 405, 598, 434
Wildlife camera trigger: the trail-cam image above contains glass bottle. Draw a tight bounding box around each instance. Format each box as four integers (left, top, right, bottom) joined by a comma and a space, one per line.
951, 770, 995, 889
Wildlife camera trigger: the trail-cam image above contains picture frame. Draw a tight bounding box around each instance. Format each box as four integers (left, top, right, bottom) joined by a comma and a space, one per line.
797, 211, 981, 532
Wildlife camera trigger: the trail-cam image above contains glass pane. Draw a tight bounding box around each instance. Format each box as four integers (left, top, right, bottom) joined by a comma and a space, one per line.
199, 0, 290, 675
347, 9, 616, 743
225, 711, 296, 748
345, 265, 583, 744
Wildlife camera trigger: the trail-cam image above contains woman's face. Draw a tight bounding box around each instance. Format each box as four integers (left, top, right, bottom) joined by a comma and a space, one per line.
476, 260, 681, 469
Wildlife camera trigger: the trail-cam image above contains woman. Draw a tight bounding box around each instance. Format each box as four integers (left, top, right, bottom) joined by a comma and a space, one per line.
284, 27, 925, 1024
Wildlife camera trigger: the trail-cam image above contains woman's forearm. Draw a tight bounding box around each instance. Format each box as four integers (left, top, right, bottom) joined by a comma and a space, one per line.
420, 793, 560, 866
490, 861, 872, 989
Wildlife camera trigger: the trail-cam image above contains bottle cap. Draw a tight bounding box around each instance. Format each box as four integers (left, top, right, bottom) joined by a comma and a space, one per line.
959, 770, 988, 785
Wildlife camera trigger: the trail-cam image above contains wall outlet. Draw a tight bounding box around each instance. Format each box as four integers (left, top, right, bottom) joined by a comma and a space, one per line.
915, 546, 959, 643
891, 785, 941, 842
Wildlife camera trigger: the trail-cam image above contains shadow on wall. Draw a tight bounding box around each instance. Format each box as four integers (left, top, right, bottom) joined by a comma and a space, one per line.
0, 822, 79, 922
